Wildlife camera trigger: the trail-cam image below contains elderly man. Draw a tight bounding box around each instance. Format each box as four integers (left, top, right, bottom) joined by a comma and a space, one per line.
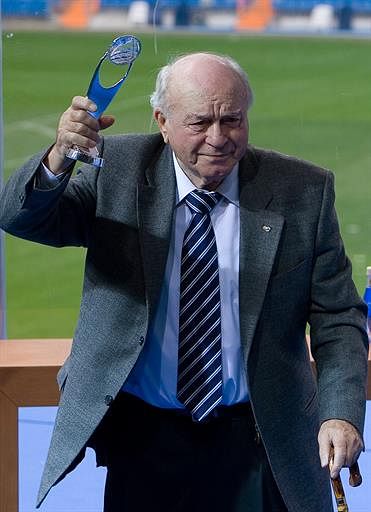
0, 53, 368, 512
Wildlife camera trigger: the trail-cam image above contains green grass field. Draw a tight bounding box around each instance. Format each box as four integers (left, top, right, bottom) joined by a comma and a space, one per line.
2, 31, 371, 338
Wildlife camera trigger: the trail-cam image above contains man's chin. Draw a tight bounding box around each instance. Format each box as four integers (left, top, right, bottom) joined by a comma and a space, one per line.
196, 168, 234, 190
179, 157, 236, 188
200, 153, 237, 169
203, 159, 235, 176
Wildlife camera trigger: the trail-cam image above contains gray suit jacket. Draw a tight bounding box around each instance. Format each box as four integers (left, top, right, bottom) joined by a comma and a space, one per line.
0, 133, 368, 511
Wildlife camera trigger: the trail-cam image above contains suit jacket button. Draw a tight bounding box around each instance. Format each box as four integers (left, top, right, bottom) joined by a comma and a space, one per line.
262, 224, 272, 232
104, 395, 113, 406
139, 336, 145, 345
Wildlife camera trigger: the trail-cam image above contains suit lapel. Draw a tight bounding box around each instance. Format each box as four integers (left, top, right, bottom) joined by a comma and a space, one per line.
137, 144, 176, 319
238, 148, 285, 362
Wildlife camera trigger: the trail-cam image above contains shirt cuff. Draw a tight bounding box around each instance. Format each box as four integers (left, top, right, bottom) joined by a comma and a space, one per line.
36, 163, 68, 189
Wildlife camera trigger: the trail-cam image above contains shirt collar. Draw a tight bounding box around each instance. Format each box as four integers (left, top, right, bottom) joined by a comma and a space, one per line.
172, 153, 239, 207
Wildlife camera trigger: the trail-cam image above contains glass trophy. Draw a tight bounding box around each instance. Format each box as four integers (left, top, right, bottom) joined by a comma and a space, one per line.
66, 35, 141, 168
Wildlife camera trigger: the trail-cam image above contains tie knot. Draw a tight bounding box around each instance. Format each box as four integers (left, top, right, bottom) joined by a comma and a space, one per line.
186, 190, 221, 215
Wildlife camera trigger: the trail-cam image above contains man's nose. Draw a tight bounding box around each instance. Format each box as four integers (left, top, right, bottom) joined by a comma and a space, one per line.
206, 122, 227, 146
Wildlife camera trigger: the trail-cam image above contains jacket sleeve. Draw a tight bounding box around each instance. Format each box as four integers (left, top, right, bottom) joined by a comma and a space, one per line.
308, 171, 368, 434
0, 147, 99, 248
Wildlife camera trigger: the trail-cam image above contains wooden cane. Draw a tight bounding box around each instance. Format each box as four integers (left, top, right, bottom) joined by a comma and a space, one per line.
348, 461, 362, 487
330, 450, 362, 512
331, 471, 349, 512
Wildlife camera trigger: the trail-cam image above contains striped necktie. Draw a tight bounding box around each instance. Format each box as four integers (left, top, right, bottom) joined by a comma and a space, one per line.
177, 189, 223, 421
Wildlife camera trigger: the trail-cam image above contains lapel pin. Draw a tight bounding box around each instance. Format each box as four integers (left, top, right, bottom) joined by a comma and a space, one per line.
262, 224, 272, 232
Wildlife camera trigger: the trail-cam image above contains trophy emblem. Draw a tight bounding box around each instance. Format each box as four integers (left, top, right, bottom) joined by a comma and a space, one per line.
66, 35, 141, 168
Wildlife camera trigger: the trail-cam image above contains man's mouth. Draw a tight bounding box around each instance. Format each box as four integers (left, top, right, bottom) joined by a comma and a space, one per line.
201, 153, 230, 158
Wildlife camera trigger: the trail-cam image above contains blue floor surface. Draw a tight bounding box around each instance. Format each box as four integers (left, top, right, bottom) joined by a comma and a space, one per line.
20, 403, 371, 511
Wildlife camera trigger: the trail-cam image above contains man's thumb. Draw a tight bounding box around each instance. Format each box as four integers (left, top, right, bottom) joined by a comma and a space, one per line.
99, 115, 115, 130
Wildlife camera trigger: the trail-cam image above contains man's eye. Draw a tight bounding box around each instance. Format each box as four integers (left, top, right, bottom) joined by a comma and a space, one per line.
189, 121, 208, 131
223, 117, 241, 127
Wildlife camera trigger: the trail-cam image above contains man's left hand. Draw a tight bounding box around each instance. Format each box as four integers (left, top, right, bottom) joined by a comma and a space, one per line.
318, 419, 363, 478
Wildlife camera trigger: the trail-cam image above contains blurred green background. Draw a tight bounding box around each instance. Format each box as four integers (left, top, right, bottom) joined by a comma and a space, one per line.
2, 31, 371, 338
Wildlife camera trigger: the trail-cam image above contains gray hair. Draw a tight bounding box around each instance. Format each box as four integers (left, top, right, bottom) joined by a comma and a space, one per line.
149, 52, 254, 115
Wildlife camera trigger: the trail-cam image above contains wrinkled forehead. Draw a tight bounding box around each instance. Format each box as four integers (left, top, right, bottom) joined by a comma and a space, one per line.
167, 57, 248, 113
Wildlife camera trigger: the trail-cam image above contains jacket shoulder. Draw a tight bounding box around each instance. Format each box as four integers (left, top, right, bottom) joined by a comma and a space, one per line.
249, 146, 332, 182
102, 132, 165, 167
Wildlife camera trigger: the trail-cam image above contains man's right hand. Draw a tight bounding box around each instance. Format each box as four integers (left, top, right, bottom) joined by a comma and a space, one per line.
45, 96, 115, 174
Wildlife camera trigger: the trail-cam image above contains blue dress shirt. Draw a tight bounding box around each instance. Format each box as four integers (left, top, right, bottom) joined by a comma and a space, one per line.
123, 155, 249, 408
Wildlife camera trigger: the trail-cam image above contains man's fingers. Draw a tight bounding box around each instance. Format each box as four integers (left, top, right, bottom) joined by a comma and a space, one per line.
330, 446, 346, 479
71, 95, 97, 114
68, 106, 100, 133
56, 97, 115, 155
319, 438, 330, 468
318, 419, 363, 479
56, 99, 101, 151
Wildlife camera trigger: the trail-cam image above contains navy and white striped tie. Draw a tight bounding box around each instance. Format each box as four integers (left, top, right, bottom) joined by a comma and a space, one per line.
177, 189, 223, 422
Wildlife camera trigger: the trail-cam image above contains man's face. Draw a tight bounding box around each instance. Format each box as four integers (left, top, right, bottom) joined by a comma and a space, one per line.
155, 57, 249, 190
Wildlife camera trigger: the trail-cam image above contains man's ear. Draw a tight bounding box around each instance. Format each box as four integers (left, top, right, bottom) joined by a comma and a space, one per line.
154, 109, 169, 144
